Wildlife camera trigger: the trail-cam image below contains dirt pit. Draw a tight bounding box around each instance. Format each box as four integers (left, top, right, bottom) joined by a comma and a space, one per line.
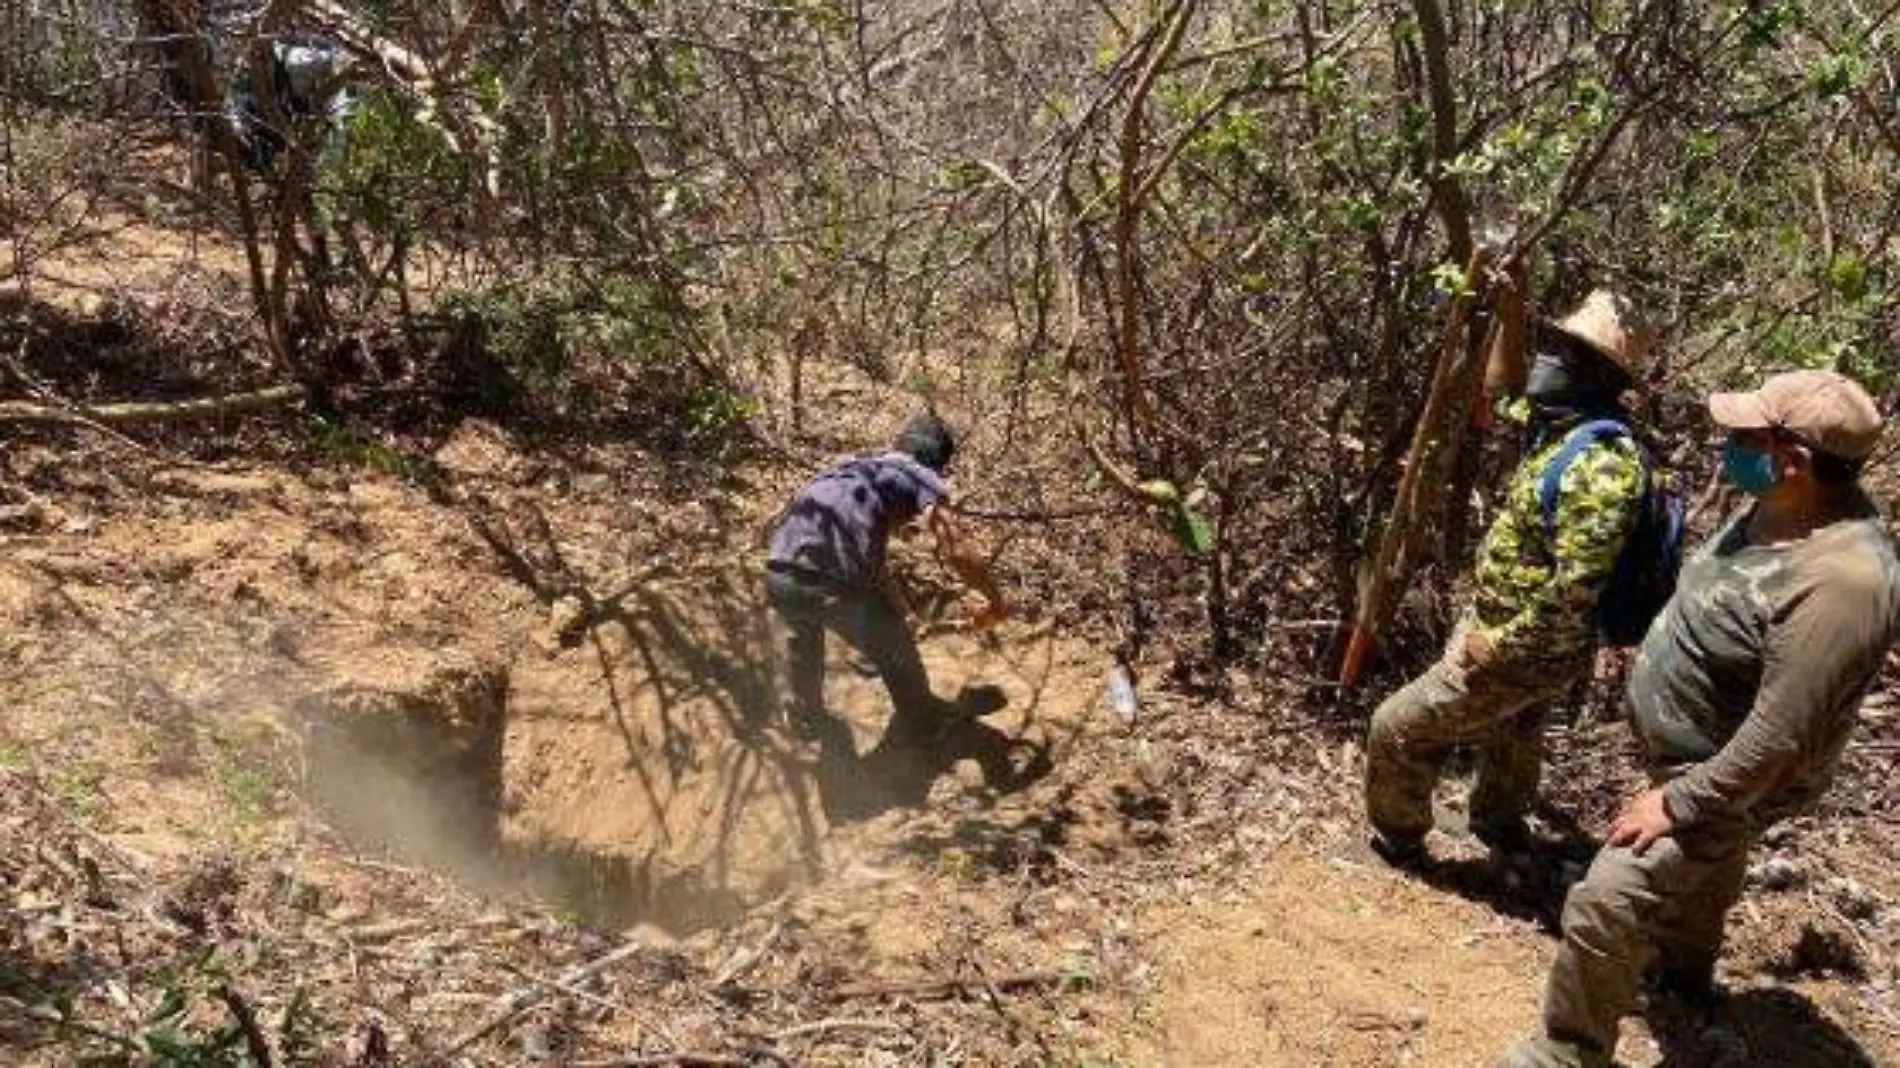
292, 589, 1108, 934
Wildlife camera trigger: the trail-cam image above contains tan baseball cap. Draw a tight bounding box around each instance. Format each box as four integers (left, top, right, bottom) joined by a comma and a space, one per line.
1708, 369, 1884, 459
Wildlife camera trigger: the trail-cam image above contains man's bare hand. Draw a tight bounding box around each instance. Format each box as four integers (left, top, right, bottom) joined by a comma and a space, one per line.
1606, 787, 1674, 854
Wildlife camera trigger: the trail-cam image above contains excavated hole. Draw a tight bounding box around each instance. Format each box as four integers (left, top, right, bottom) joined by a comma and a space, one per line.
289, 659, 753, 934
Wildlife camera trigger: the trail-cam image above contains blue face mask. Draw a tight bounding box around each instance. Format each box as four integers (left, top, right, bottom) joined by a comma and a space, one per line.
1722, 439, 1781, 496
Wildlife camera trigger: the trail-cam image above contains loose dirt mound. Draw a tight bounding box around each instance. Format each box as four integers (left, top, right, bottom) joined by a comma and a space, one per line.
488, 582, 1106, 930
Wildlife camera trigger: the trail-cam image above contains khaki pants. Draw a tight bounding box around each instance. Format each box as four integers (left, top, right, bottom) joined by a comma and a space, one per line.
1541, 821, 1754, 1053
1364, 626, 1581, 842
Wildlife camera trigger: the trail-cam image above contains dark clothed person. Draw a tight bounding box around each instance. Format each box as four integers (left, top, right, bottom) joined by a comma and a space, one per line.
767, 452, 947, 739
768, 453, 946, 587
763, 414, 1006, 745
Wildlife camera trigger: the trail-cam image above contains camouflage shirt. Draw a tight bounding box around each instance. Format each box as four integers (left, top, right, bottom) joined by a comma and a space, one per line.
1470, 421, 1647, 673
1629, 496, 1900, 828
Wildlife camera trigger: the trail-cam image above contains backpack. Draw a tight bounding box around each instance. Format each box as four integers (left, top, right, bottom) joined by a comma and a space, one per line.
1538, 419, 1687, 647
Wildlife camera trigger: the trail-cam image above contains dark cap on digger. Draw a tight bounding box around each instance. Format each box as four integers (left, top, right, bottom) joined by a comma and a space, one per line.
895, 412, 956, 472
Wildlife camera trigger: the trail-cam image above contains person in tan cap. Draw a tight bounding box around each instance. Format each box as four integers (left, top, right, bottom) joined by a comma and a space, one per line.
1498, 369, 1900, 1068
1365, 290, 1665, 866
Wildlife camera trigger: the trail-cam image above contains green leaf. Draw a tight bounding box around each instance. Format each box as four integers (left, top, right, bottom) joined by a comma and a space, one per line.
1807, 52, 1863, 97
1167, 499, 1216, 555
1827, 251, 1870, 302
1429, 261, 1473, 299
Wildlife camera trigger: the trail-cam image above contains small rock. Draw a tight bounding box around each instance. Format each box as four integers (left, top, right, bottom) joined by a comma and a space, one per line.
74, 292, 111, 320
1824, 876, 1882, 922
305, 468, 349, 492
0, 501, 61, 532
1781, 918, 1863, 977
951, 760, 987, 795
1133, 741, 1173, 788
1749, 856, 1804, 891
572, 473, 612, 495
326, 905, 369, 925
266, 622, 302, 657
518, 1025, 556, 1060
538, 594, 588, 651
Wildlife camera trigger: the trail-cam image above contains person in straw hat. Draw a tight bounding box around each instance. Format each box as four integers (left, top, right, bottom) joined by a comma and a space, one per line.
1364, 289, 1659, 868
1498, 368, 1899, 1068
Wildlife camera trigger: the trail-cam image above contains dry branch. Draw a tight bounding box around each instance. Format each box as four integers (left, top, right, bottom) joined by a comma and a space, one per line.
1411, 0, 1474, 266
1108, 0, 1197, 440
830, 969, 1067, 1001
581, 1054, 777, 1068
440, 940, 650, 1058
769, 1016, 910, 1041
215, 985, 276, 1068
0, 385, 304, 427
711, 918, 785, 989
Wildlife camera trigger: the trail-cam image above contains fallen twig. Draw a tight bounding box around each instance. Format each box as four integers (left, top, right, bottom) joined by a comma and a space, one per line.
712, 918, 786, 989
0, 768, 153, 874
579, 1051, 787, 1068
496, 960, 632, 1016
215, 984, 276, 1068
768, 1016, 910, 1042
1342, 1008, 1427, 1033
345, 918, 432, 945
0, 384, 303, 427
11, 999, 143, 1053
440, 941, 649, 1058
830, 970, 1068, 1002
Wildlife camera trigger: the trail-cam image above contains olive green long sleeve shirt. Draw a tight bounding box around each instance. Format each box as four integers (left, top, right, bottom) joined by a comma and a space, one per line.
1628, 496, 1900, 828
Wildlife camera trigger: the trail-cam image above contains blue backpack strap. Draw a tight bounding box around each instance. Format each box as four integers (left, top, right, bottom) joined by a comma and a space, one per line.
1538, 419, 1636, 535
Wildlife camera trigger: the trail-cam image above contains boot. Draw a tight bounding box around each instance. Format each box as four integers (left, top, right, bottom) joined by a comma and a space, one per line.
1367, 829, 1431, 872
1650, 952, 1719, 1009
1471, 814, 1534, 856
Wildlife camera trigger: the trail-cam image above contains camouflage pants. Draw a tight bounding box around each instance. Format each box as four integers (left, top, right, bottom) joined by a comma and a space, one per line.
1541, 819, 1754, 1054
1364, 623, 1581, 842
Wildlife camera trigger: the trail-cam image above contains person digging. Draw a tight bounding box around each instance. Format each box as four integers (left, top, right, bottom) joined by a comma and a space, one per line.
764, 412, 1011, 753
1364, 289, 1663, 867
